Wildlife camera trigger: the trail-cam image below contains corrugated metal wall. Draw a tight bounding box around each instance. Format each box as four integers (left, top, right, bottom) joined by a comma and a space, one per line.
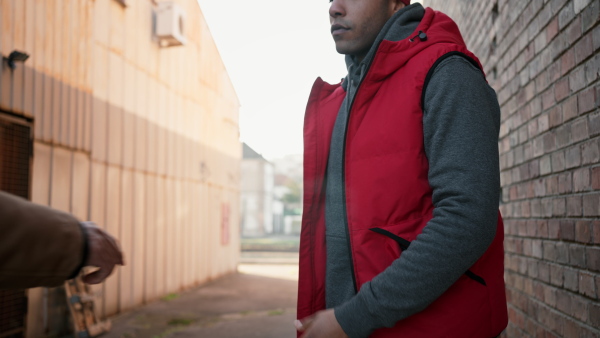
0, 0, 241, 336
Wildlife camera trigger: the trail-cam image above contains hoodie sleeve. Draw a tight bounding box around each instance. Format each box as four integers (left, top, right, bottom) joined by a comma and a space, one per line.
0, 191, 86, 289
334, 55, 501, 337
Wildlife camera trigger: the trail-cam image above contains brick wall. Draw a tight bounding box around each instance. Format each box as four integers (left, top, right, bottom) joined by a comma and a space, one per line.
422, 0, 599, 336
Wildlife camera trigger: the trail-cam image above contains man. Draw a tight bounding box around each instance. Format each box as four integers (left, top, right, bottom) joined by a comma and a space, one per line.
0, 191, 124, 289
296, 1, 508, 337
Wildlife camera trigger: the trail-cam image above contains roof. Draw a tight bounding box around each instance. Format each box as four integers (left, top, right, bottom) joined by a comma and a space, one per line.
242, 143, 266, 160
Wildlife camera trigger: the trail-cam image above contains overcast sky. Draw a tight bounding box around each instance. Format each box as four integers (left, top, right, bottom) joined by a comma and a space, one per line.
196, 0, 347, 160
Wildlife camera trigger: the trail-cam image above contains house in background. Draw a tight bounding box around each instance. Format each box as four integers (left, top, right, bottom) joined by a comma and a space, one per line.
0, 0, 240, 336
240, 143, 280, 237
272, 154, 303, 234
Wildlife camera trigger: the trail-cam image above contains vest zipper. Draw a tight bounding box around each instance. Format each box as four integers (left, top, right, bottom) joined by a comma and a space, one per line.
342, 39, 385, 293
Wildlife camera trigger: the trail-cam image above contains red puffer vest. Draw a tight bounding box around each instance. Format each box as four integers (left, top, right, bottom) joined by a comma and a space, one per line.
298, 8, 508, 338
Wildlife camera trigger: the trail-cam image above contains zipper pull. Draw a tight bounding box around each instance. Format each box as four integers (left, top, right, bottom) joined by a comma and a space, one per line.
409, 30, 428, 42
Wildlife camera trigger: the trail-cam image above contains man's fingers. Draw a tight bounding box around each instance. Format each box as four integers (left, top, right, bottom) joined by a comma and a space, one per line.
82, 265, 114, 284
102, 235, 124, 265
296, 316, 314, 332
98, 230, 124, 265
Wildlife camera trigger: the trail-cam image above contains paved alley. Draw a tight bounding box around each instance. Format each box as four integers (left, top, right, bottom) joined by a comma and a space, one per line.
107, 252, 299, 338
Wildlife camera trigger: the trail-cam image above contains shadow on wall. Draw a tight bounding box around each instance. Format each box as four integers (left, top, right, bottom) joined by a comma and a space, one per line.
0, 62, 241, 337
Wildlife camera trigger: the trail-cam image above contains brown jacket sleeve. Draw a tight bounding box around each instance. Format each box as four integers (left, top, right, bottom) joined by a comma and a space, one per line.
0, 191, 85, 289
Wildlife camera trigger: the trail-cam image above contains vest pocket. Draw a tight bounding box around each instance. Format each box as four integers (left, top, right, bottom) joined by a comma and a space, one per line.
369, 227, 487, 287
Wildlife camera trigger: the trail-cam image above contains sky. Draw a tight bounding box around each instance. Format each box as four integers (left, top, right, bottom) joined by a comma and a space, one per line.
196, 1, 424, 161
196, 0, 347, 160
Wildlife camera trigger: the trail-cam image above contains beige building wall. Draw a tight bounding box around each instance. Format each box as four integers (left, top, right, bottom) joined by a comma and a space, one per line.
0, 0, 240, 335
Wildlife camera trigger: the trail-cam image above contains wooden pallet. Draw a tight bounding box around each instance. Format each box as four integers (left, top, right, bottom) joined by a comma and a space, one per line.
65, 277, 111, 338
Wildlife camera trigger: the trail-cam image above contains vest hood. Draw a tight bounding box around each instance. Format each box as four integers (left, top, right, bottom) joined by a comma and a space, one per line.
341, 6, 473, 87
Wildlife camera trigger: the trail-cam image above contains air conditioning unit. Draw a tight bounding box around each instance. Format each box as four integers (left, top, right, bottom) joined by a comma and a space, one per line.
155, 1, 187, 47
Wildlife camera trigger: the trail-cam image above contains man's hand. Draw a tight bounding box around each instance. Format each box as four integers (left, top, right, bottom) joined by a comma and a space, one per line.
296, 309, 348, 338
80, 222, 124, 284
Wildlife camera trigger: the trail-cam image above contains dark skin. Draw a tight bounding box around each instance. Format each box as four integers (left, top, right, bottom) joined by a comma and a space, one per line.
296, 0, 406, 337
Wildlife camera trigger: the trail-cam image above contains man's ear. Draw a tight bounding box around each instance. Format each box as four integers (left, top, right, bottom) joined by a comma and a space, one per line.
390, 0, 406, 13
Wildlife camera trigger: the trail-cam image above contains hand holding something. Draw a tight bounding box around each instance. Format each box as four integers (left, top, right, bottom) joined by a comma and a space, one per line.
296, 309, 348, 338
80, 222, 124, 284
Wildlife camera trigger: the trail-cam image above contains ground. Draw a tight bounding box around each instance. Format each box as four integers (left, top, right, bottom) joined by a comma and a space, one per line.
107, 249, 299, 338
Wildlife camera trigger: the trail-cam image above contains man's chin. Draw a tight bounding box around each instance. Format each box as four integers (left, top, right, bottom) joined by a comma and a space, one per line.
334, 44, 352, 55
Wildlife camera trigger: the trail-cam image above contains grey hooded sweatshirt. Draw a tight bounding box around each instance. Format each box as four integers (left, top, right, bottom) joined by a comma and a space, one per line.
324, 4, 501, 337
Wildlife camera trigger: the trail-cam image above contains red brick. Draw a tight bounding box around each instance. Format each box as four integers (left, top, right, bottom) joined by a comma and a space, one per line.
571, 295, 589, 322
562, 95, 579, 122
547, 16, 560, 41
594, 23, 600, 51
544, 132, 557, 153
544, 284, 557, 307
558, 241, 570, 264
565, 145, 582, 169
555, 77, 570, 102
573, 167, 592, 191
544, 241, 558, 261
585, 55, 600, 87
531, 96, 543, 117
543, 198, 554, 217
590, 112, 600, 136
558, 172, 572, 193
570, 66, 587, 93
538, 220, 549, 238
519, 126, 529, 145
570, 244, 587, 268
536, 71, 550, 94
567, 195, 583, 216
560, 220, 576, 241
522, 200, 532, 217
575, 33, 594, 64
579, 272, 597, 298
583, 193, 600, 216
561, 49, 576, 76
559, 1, 577, 29
538, 261, 551, 283
564, 268, 579, 291
524, 142, 533, 161
587, 247, 600, 272
563, 319, 580, 338
555, 124, 571, 148
576, 220, 593, 243
549, 60, 562, 84
530, 199, 541, 217
549, 219, 561, 237
549, 106, 563, 128
593, 221, 600, 244
543, 87, 557, 111
572, 118, 590, 143
533, 136, 545, 157
593, 166, 600, 189
556, 289, 573, 314
553, 197, 566, 216
530, 161, 540, 179
582, 139, 600, 164
578, 86, 598, 113
540, 155, 552, 175
580, 0, 598, 30
590, 302, 600, 327
551, 152, 566, 172
573, 8, 586, 33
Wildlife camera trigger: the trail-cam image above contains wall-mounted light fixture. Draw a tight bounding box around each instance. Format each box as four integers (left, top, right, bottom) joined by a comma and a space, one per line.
4, 50, 30, 70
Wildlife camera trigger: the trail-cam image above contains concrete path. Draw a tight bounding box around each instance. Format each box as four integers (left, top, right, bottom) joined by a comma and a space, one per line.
107, 253, 299, 338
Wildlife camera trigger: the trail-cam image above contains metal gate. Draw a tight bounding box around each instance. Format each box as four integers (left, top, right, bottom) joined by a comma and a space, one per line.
0, 113, 33, 338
